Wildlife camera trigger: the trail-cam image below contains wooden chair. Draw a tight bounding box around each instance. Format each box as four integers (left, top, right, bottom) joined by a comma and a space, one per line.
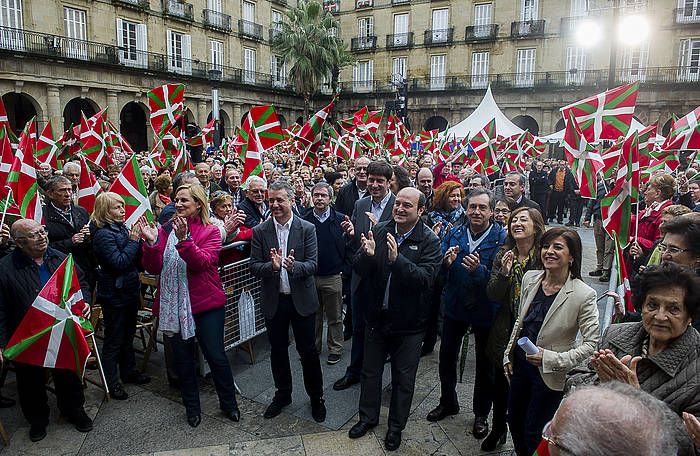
137, 273, 159, 371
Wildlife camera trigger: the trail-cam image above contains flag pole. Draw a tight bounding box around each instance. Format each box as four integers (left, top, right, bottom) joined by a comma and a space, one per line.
88, 333, 110, 395
0, 188, 12, 230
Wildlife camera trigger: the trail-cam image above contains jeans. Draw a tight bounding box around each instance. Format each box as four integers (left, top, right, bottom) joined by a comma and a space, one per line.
438, 318, 494, 417
101, 298, 139, 387
507, 355, 563, 456
265, 294, 323, 401
167, 306, 237, 417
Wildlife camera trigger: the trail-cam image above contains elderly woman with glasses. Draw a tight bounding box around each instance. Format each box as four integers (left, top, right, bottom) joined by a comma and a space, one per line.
210, 191, 250, 245
493, 196, 516, 227
567, 262, 700, 454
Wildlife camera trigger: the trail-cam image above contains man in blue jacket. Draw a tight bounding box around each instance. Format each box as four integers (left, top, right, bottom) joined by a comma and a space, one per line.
426, 188, 506, 442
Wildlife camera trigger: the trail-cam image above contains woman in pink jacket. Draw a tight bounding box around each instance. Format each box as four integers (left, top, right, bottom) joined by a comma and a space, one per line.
142, 183, 239, 427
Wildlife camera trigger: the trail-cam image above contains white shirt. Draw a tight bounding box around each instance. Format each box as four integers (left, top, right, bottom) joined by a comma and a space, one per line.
313, 207, 330, 223
273, 213, 294, 294
370, 191, 392, 222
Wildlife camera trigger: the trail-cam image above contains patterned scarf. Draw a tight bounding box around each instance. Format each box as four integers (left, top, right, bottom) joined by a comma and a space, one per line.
429, 205, 465, 238
510, 247, 538, 318
159, 231, 196, 340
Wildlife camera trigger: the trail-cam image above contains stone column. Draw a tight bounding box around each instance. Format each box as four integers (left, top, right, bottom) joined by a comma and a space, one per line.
46, 84, 62, 128
233, 103, 242, 127
541, 109, 553, 135
106, 90, 119, 127
197, 99, 208, 127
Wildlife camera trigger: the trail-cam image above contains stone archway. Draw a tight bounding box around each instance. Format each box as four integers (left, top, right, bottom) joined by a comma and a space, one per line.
423, 115, 448, 132
277, 114, 287, 130
661, 117, 675, 137
512, 115, 540, 135
63, 97, 99, 130
120, 101, 148, 152
2, 92, 41, 134
184, 108, 196, 125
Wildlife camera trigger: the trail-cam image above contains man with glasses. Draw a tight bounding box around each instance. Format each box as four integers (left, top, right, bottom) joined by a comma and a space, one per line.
238, 175, 269, 229
42, 176, 97, 290
336, 157, 371, 218
0, 219, 93, 442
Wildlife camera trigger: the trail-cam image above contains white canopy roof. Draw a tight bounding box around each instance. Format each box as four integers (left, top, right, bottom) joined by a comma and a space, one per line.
540, 118, 666, 143
443, 85, 525, 139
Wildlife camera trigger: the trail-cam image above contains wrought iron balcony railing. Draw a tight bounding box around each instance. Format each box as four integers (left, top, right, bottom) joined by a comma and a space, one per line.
271, 0, 288, 5
351, 35, 377, 52
322, 0, 340, 14
511, 19, 545, 38
164, 0, 194, 22
386, 32, 413, 49
560, 16, 587, 36
465, 24, 498, 42
674, 7, 700, 24
238, 20, 263, 41
203, 10, 232, 32
423, 28, 454, 46
111, 0, 149, 10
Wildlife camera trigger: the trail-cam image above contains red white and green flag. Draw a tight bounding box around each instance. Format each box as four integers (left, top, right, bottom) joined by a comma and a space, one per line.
187, 119, 216, 149
239, 106, 284, 163
106, 120, 134, 156
601, 132, 640, 248
0, 97, 18, 146
161, 125, 192, 175
75, 156, 102, 213
417, 129, 439, 155
561, 81, 639, 142
297, 98, 335, 155
35, 119, 64, 169
3, 254, 93, 376
242, 113, 265, 182
80, 110, 110, 171
661, 106, 700, 151
469, 118, 500, 175
611, 231, 634, 323
107, 155, 154, 227
0, 186, 22, 227
148, 83, 185, 138
521, 131, 546, 158
563, 111, 605, 198
0, 130, 13, 185
532, 439, 551, 456
7, 119, 43, 222
500, 134, 527, 174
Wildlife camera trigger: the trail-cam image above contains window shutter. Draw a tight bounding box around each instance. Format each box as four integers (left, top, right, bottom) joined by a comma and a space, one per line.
182, 34, 191, 75
137, 23, 147, 68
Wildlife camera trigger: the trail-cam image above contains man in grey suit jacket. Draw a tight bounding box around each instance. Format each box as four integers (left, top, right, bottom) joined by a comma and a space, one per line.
334, 160, 396, 391
250, 180, 326, 423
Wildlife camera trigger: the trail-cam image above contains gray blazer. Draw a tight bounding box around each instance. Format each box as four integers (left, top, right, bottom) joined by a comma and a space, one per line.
249, 215, 319, 320
350, 193, 395, 293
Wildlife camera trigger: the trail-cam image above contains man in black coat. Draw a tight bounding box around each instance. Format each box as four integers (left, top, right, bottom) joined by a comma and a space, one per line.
0, 219, 93, 442
335, 157, 370, 217
347, 187, 442, 451
42, 176, 97, 290
238, 175, 269, 229
503, 171, 541, 214
547, 160, 576, 224
528, 160, 549, 217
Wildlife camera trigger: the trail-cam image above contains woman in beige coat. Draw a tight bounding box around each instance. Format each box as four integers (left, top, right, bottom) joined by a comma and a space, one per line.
503, 227, 599, 456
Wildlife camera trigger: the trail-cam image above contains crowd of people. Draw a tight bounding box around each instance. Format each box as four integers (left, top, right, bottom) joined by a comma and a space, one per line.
1, 144, 700, 455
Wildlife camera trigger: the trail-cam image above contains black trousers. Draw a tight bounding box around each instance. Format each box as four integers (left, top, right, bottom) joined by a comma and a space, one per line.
342, 273, 352, 336
548, 191, 566, 222
507, 355, 564, 456
265, 294, 323, 401
531, 193, 548, 219
422, 277, 444, 351
438, 318, 494, 417
15, 363, 85, 427
101, 298, 139, 387
568, 196, 583, 225
359, 326, 423, 432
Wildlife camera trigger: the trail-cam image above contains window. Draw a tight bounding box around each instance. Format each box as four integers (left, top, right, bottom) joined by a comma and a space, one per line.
0, 0, 23, 50
521, 0, 538, 21
516, 48, 536, 87
473, 3, 492, 38
677, 0, 700, 22
430, 54, 445, 90
565, 46, 586, 85
271, 9, 283, 39
620, 44, 648, 82
471, 51, 489, 89
357, 16, 374, 48
167, 30, 192, 75
393, 13, 408, 46
116, 18, 147, 68
392, 56, 407, 85
353, 60, 373, 92
243, 47, 256, 83
431, 8, 449, 42
242, 0, 256, 35
64, 7, 87, 60
678, 39, 700, 82
570, 0, 588, 16
210, 39, 223, 73
356, 0, 373, 7
323, 0, 339, 13
271, 55, 286, 88
208, 0, 222, 13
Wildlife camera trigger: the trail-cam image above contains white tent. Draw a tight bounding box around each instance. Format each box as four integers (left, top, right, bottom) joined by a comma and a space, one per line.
540, 118, 666, 144
443, 85, 525, 139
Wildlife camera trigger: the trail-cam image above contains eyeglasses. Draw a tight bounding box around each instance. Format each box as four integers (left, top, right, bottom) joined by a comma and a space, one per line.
248, 189, 266, 194
659, 243, 690, 255
542, 420, 576, 455
494, 208, 511, 214
16, 226, 48, 240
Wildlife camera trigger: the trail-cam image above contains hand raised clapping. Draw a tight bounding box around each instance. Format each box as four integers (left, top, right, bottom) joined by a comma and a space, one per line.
360, 231, 376, 257
173, 217, 189, 241
443, 246, 459, 267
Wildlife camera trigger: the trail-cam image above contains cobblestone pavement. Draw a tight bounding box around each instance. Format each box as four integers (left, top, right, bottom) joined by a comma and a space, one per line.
0, 224, 611, 456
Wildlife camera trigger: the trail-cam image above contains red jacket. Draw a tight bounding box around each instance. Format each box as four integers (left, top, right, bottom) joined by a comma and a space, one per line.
632, 199, 673, 250
142, 217, 226, 316
432, 161, 461, 189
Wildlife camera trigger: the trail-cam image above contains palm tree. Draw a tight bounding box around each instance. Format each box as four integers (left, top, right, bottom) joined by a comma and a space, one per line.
272, 0, 352, 118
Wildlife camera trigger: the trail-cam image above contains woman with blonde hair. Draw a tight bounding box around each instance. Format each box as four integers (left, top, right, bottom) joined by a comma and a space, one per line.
91, 192, 150, 401
141, 184, 239, 427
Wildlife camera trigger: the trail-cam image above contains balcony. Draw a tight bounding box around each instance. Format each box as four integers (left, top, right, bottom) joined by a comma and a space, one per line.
238, 20, 263, 41
560, 16, 586, 36
465, 24, 498, 42
111, 0, 149, 11
391, 0, 410, 4
386, 32, 413, 49
323, 0, 340, 14
269, 27, 282, 41
355, 0, 372, 9
203, 10, 232, 32
511, 20, 545, 38
351, 35, 377, 52
271, 0, 288, 5
424, 28, 454, 46
674, 7, 700, 24
164, 0, 194, 22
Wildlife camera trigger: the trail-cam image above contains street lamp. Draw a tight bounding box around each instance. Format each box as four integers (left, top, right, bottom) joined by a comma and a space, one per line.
208, 68, 222, 150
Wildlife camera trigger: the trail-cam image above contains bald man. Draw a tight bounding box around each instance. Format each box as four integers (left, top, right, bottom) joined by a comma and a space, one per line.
416, 168, 434, 213
347, 187, 442, 451
0, 219, 93, 442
